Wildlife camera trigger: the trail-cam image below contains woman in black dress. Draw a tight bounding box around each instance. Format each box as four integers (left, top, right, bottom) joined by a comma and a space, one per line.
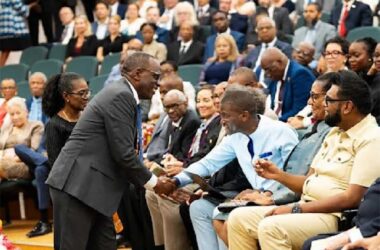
42, 72, 90, 167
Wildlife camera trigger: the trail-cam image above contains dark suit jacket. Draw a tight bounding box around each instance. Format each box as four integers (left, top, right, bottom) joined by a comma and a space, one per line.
167, 40, 204, 65
116, 3, 127, 19
203, 30, 245, 62
244, 39, 293, 69
46, 78, 153, 217
355, 178, 380, 237
26, 97, 48, 125
169, 25, 208, 44
330, 1, 372, 32
197, 6, 217, 26
264, 60, 315, 121
229, 13, 249, 34
168, 109, 201, 162
66, 35, 99, 58
145, 114, 170, 162
183, 115, 221, 167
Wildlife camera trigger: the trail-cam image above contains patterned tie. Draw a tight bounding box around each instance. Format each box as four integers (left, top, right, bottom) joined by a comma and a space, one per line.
339, 4, 349, 37
136, 104, 143, 161
275, 80, 285, 115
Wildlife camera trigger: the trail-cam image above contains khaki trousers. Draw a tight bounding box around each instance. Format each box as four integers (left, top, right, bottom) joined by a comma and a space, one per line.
145, 185, 196, 250
227, 205, 339, 250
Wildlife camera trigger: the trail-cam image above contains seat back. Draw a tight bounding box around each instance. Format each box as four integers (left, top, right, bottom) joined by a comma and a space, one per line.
20, 46, 48, 67
100, 53, 120, 75
89, 74, 108, 96
30, 59, 63, 79
65, 56, 98, 81
178, 64, 203, 88
48, 44, 67, 62
347, 27, 380, 43
17, 80, 32, 99
0, 64, 29, 82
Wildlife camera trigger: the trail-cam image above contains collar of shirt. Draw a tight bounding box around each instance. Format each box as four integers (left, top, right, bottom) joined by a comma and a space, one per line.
181, 40, 193, 49
268, 6, 275, 19
110, 2, 119, 15
311, 20, 321, 30
282, 59, 290, 82
264, 37, 277, 48
218, 28, 231, 36
343, 0, 355, 10
172, 117, 183, 128
200, 4, 210, 13
98, 17, 109, 25
344, 114, 377, 139
124, 77, 140, 105
32, 96, 42, 103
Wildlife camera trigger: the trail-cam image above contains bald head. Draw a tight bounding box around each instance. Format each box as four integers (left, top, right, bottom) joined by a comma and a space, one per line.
159, 75, 184, 102
228, 67, 259, 88
292, 42, 315, 66
261, 47, 288, 81
128, 38, 143, 52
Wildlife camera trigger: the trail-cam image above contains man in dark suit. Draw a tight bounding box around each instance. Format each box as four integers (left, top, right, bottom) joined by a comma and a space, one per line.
330, 0, 372, 37
259, 47, 315, 122
91, 0, 110, 40
245, 17, 293, 82
46, 52, 176, 250
203, 11, 245, 62
196, 0, 217, 25
167, 21, 204, 66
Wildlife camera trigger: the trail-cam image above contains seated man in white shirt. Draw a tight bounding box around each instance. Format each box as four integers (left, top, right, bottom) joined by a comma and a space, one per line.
59, 7, 75, 45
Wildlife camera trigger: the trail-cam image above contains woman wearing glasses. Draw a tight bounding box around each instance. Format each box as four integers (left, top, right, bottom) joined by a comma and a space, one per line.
319, 36, 350, 74
42, 73, 90, 167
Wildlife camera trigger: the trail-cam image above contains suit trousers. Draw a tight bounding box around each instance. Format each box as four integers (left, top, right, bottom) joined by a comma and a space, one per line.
227, 205, 338, 250
50, 187, 116, 250
145, 185, 197, 250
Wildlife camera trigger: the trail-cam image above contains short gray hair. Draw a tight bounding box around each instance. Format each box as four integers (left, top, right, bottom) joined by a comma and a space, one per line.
7, 97, 27, 112
222, 85, 266, 116
30, 72, 47, 83
164, 89, 187, 103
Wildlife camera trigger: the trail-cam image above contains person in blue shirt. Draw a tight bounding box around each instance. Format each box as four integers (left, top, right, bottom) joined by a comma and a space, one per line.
171, 85, 299, 250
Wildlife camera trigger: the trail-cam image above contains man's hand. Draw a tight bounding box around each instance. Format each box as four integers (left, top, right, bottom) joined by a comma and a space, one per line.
254, 159, 282, 180
169, 188, 192, 203
153, 177, 176, 196
324, 232, 350, 250
165, 165, 184, 177
342, 233, 380, 250
234, 189, 258, 200
238, 191, 274, 206
265, 205, 292, 217
287, 116, 305, 129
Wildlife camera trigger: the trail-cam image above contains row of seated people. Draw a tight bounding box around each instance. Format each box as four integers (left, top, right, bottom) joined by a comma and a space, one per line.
0, 72, 89, 237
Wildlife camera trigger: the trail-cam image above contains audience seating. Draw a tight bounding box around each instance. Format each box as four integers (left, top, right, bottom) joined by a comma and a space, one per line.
89, 74, 108, 95
30, 59, 63, 79
65, 56, 98, 81
48, 43, 67, 62
17, 80, 32, 99
99, 53, 120, 75
346, 26, 380, 43
19, 46, 49, 68
178, 64, 203, 88
0, 64, 29, 82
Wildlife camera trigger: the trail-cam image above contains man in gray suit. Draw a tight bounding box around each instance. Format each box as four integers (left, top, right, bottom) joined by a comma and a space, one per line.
46, 52, 176, 250
292, 2, 337, 60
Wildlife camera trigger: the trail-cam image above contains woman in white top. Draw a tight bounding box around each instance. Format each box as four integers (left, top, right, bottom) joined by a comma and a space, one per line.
120, 3, 146, 36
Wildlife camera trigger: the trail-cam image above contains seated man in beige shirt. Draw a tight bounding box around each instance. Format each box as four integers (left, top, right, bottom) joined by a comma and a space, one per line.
225, 70, 380, 250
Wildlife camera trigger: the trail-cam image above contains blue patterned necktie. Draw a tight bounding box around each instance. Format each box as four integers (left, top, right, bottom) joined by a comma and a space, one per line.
136, 104, 143, 161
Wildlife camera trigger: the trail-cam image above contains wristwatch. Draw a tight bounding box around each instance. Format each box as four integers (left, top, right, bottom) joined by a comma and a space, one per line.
291, 203, 302, 213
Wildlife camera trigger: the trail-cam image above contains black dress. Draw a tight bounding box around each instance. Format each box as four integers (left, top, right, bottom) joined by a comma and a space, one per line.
100, 34, 129, 56
45, 115, 76, 167
66, 35, 99, 58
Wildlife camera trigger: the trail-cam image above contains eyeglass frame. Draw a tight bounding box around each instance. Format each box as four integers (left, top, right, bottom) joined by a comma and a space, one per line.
309, 91, 326, 103
324, 95, 350, 106
322, 50, 345, 58
68, 89, 91, 98
295, 48, 313, 57
163, 102, 187, 112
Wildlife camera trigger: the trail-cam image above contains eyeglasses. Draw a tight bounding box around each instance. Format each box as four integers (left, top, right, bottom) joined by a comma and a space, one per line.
68, 89, 91, 98
295, 48, 312, 57
309, 92, 325, 103
163, 102, 185, 112
1, 86, 16, 90
143, 69, 161, 81
322, 50, 345, 58
324, 96, 350, 106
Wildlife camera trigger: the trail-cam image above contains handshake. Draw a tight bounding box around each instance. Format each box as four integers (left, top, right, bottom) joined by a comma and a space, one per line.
153, 176, 177, 196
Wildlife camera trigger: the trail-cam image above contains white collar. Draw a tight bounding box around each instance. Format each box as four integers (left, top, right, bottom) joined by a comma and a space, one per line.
172, 117, 183, 127
200, 4, 210, 11
124, 77, 140, 104
262, 37, 277, 48
343, 0, 355, 9
181, 39, 193, 47
218, 28, 231, 35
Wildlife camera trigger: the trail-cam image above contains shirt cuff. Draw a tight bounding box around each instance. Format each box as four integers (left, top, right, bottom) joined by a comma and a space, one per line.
144, 174, 158, 191
302, 117, 312, 127
348, 228, 364, 243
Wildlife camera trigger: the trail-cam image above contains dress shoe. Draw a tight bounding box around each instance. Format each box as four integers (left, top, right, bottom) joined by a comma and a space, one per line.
26, 221, 52, 238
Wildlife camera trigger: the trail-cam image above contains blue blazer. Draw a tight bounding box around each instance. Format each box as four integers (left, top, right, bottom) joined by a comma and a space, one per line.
26, 97, 48, 125
330, 1, 372, 31
91, 22, 109, 39
203, 30, 245, 62
262, 60, 315, 122
244, 39, 293, 69
116, 3, 127, 19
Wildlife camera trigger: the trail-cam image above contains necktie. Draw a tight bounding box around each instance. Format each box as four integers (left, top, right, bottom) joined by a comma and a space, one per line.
180, 45, 187, 56
136, 104, 143, 161
275, 80, 285, 115
339, 4, 349, 37
61, 26, 68, 42
247, 136, 255, 159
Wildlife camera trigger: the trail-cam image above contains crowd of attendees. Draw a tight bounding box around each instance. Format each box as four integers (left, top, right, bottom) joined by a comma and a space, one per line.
1, 0, 380, 250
